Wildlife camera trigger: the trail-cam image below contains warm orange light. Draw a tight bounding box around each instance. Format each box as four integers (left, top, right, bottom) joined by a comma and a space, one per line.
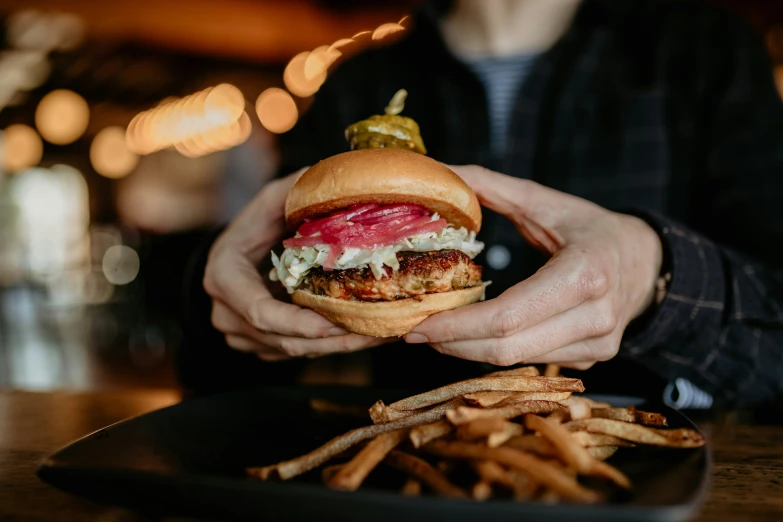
372, 23, 405, 41
352, 31, 371, 39
304, 45, 341, 81
284, 51, 326, 98
235, 111, 252, 144
126, 83, 250, 157
205, 84, 244, 125
256, 88, 298, 134
328, 38, 355, 53
774, 66, 783, 100
90, 126, 139, 179
35, 89, 89, 145
2, 124, 43, 172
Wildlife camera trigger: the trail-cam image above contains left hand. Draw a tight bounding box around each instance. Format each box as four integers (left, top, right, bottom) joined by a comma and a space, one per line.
404, 165, 663, 370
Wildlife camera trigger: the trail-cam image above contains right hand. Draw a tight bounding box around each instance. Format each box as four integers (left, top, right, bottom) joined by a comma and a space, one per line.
204, 170, 393, 361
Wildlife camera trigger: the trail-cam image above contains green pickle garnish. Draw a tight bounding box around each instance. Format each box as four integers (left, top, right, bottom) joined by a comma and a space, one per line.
345, 89, 427, 154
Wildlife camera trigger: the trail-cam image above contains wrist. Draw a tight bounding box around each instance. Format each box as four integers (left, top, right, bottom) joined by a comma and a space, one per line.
627, 215, 664, 320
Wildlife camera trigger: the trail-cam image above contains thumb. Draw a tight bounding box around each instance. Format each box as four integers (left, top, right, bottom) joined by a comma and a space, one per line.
448, 165, 573, 252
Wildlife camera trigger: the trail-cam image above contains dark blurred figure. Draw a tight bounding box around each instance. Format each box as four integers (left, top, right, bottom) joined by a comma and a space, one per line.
182, 0, 783, 409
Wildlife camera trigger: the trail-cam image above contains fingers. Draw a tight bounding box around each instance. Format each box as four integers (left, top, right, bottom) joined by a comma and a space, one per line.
448, 165, 603, 245
212, 296, 345, 342
207, 251, 341, 339
224, 327, 393, 359
407, 249, 609, 344
428, 298, 619, 367
253, 332, 395, 358
213, 299, 394, 359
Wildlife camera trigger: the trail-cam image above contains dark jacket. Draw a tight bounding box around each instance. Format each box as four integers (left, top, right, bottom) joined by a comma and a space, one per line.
181, 0, 783, 406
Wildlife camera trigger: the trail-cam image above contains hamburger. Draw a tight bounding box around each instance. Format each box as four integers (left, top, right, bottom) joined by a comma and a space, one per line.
270, 91, 486, 337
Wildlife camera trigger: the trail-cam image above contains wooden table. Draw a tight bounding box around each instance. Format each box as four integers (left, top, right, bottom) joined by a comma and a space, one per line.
1, 390, 781, 521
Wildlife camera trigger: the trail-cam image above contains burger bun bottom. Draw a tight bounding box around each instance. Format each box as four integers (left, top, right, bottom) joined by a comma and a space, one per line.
292, 285, 486, 338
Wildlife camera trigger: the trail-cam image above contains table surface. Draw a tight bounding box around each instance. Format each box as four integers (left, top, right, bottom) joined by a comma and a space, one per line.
1, 390, 781, 522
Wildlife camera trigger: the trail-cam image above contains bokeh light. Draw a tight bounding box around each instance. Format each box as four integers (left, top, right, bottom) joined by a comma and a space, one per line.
284, 51, 326, 98
90, 126, 139, 179
256, 88, 298, 134
205, 84, 245, 124
35, 89, 90, 145
126, 84, 249, 158
774, 66, 783, 100
328, 38, 356, 52
304, 45, 341, 81
372, 23, 405, 41
102, 245, 140, 285
1, 124, 43, 172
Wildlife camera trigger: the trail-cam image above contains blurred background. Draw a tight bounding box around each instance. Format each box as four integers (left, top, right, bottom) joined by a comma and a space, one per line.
0, 0, 781, 392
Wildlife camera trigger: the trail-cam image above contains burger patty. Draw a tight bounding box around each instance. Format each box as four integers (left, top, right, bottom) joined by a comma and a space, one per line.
308, 250, 482, 301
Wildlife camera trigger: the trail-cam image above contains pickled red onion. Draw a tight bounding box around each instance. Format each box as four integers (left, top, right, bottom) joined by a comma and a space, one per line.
282, 204, 446, 251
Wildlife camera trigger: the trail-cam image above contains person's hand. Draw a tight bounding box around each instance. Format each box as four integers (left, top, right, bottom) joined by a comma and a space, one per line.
204, 170, 392, 361
404, 165, 663, 370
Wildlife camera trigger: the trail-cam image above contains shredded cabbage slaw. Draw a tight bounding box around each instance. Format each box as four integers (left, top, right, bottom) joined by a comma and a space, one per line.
270, 215, 484, 294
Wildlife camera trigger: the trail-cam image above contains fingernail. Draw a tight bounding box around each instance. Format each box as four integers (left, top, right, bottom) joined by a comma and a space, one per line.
405, 333, 429, 344
327, 327, 348, 337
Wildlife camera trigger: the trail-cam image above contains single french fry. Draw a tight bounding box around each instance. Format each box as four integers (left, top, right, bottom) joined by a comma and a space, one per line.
559, 395, 612, 409
485, 366, 540, 377
310, 399, 368, 418
385, 450, 469, 499
587, 446, 619, 461
544, 364, 561, 377
487, 423, 525, 448
571, 432, 634, 448
401, 478, 421, 496
525, 415, 631, 489
472, 460, 538, 500
370, 397, 463, 424
591, 407, 668, 427
548, 409, 570, 423
564, 418, 705, 448
504, 435, 558, 457
525, 415, 592, 469
568, 401, 592, 421
462, 391, 517, 407
472, 481, 493, 501
249, 398, 466, 480
493, 391, 573, 408
386, 376, 584, 412
456, 417, 509, 440
425, 440, 601, 503
327, 429, 408, 491
471, 460, 516, 489
446, 400, 565, 425
410, 420, 453, 448
321, 464, 344, 482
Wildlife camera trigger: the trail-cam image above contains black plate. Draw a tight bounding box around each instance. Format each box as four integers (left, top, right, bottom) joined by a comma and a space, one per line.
38, 387, 710, 522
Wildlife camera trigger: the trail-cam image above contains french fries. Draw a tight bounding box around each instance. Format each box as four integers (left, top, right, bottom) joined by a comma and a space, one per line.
446, 400, 564, 425
590, 406, 668, 427
380, 376, 584, 413
249, 370, 705, 506
327, 429, 408, 491
385, 451, 468, 499
410, 420, 453, 448
564, 418, 705, 447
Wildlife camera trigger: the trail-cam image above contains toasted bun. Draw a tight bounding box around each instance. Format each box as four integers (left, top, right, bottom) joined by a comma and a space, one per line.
285, 148, 481, 232
292, 285, 485, 337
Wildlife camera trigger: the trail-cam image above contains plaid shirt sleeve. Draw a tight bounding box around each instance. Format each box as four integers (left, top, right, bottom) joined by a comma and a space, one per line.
621, 17, 783, 407
622, 214, 783, 407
